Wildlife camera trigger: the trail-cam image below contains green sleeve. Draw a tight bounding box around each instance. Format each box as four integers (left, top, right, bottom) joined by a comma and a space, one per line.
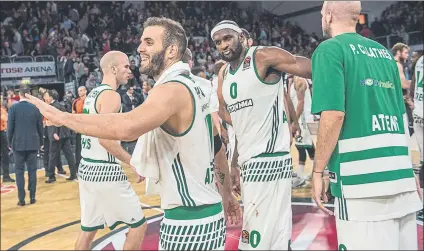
311, 50, 345, 114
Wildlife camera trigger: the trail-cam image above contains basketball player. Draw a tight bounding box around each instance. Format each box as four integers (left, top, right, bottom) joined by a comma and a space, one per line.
393, 43, 414, 136
25, 17, 240, 250
411, 52, 423, 185
75, 51, 147, 250
212, 20, 311, 250
182, 48, 241, 206
311, 2, 423, 250
289, 74, 315, 187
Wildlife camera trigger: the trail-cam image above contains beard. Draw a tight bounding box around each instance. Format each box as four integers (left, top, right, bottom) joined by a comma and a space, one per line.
220, 41, 243, 62
140, 48, 166, 78
322, 23, 331, 39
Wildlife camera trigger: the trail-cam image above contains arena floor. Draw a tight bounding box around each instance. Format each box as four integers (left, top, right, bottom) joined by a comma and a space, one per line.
1, 139, 423, 250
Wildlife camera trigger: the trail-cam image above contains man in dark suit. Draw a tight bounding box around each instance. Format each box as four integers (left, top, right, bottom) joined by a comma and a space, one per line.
43, 90, 77, 183
7, 87, 43, 206
122, 85, 143, 113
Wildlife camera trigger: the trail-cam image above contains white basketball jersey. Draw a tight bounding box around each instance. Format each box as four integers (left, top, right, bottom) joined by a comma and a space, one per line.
413, 56, 423, 118
191, 74, 212, 113
81, 84, 121, 163
153, 74, 221, 210
222, 46, 291, 166
289, 78, 314, 124
210, 76, 219, 113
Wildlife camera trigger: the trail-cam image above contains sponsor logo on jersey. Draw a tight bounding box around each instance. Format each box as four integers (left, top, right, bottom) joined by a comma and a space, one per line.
243, 56, 251, 70
241, 230, 250, 244
360, 78, 394, 89
227, 99, 253, 113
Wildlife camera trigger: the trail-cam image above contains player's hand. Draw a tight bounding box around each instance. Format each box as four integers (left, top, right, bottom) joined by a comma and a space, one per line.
290, 122, 301, 139
53, 133, 60, 141
25, 94, 65, 127
311, 171, 333, 215
415, 174, 423, 201
136, 174, 145, 183
222, 192, 242, 225
231, 166, 241, 196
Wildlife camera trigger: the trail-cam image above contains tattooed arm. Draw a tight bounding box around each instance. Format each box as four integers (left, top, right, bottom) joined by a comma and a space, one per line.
212, 121, 242, 225
212, 123, 232, 196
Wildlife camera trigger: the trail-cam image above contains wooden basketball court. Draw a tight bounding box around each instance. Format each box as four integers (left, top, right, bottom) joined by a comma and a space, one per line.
1, 139, 422, 250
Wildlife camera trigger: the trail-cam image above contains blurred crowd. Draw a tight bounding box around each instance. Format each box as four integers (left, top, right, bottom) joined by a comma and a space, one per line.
1, 1, 422, 113
1, 1, 422, 88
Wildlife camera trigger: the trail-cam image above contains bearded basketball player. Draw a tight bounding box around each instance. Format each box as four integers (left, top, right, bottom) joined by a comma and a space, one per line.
25, 17, 241, 251
212, 20, 311, 250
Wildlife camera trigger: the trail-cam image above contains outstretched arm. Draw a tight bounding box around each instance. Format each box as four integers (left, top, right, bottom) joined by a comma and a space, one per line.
25, 83, 188, 142
294, 77, 307, 120
255, 47, 312, 79
96, 91, 132, 165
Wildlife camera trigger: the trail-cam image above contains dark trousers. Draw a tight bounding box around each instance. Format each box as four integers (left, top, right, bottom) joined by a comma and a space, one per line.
0, 131, 10, 177
405, 103, 414, 136
43, 134, 63, 173
295, 144, 316, 162
47, 138, 76, 179
75, 133, 82, 167
14, 150, 37, 202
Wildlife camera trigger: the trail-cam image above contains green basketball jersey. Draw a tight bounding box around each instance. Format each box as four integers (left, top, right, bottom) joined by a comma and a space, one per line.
311, 33, 416, 199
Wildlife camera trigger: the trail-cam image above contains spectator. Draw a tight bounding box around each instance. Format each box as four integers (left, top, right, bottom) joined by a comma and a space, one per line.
6, 89, 20, 108
85, 72, 98, 92
142, 80, 154, 100
2, 41, 15, 56
78, 67, 89, 87
122, 85, 142, 113
129, 60, 140, 86
360, 24, 373, 38
7, 87, 43, 206
1, 95, 14, 183
43, 89, 77, 183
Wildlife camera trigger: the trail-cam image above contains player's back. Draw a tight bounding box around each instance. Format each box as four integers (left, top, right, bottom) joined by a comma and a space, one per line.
312, 33, 416, 199
152, 74, 221, 210
413, 56, 423, 118
79, 84, 127, 183
81, 84, 121, 163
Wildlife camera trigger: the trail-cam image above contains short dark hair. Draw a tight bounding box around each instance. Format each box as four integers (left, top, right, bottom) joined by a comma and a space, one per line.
19, 87, 30, 96
241, 28, 251, 39
45, 89, 59, 100
392, 43, 409, 56
143, 17, 187, 60
182, 48, 192, 63
191, 66, 204, 76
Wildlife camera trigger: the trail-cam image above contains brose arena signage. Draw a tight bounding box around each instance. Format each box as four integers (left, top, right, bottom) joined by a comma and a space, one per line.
1, 62, 56, 78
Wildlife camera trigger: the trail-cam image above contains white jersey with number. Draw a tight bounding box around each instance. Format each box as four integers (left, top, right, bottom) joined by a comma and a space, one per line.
153, 74, 221, 210
413, 56, 423, 118
222, 46, 291, 166
81, 84, 120, 163
191, 74, 213, 113
210, 76, 219, 113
